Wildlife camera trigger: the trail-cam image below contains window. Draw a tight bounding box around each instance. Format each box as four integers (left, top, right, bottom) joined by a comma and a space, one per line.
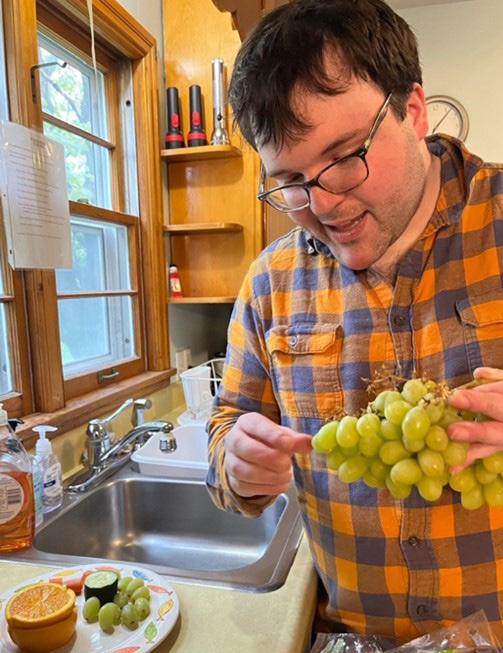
0, 0, 169, 426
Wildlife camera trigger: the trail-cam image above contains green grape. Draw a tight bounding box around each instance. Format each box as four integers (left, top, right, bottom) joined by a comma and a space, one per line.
356, 413, 380, 437
442, 441, 469, 467
379, 441, 410, 466
363, 470, 386, 488
402, 434, 425, 453
422, 396, 445, 424
338, 455, 368, 483
482, 452, 503, 474
483, 478, 503, 507
121, 603, 139, 630
99, 603, 119, 631
340, 444, 359, 458
384, 391, 402, 407
83, 596, 100, 622
425, 425, 449, 452
402, 406, 430, 440
460, 409, 477, 421
312, 421, 339, 453
417, 448, 445, 478
371, 391, 389, 416
384, 400, 412, 426
113, 591, 129, 608
380, 419, 401, 441
336, 416, 359, 449
449, 467, 477, 493
438, 407, 463, 429
131, 586, 150, 602
401, 379, 428, 405
389, 458, 422, 486
117, 576, 133, 592
134, 597, 151, 621
417, 476, 443, 502
474, 460, 497, 485
385, 475, 411, 499
438, 469, 450, 486
461, 485, 485, 510
359, 432, 382, 458
326, 448, 346, 471
475, 412, 492, 422
125, 578, 144, 596
370, 458, 389, 480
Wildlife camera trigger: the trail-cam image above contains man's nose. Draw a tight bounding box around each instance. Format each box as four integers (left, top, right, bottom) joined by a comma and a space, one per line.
308, 185, 346, 217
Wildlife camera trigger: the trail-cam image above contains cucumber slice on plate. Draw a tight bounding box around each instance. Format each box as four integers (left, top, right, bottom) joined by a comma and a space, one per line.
84, 571, 119, 606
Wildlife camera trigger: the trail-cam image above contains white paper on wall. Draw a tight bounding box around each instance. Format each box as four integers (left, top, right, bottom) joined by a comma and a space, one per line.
0, 120, 71, 270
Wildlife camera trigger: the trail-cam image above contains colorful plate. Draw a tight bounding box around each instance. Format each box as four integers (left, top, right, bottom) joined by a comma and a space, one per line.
0, 563, 179, 653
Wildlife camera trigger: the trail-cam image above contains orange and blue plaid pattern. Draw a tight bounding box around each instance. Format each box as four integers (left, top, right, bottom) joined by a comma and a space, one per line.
207, 136, 503, 642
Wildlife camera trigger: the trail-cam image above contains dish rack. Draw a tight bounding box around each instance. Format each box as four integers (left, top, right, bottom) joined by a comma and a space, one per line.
179, 357, 225, 423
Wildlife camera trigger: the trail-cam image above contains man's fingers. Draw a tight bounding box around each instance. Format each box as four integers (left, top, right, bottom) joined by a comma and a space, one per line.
474, 367, 503, 381
448, 389, 503, 421
227, 434, 292, 473
448, 420, 503, 446
227, 475, 291, 498
225, 451, 293, 486
236, 413, 312, 454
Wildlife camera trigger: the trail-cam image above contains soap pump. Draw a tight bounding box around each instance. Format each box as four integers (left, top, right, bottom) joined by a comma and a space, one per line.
33, 425, 63, 513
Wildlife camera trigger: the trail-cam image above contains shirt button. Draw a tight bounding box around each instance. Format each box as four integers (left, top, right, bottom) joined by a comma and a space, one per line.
416, 604, 427, 615
289, 335, 298, 346
408, 536, 419, 547
393, 315, 405, 327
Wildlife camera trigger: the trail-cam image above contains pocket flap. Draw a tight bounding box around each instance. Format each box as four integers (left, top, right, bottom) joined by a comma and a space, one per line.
457, 295, 503, 327
267, 324, 338, 354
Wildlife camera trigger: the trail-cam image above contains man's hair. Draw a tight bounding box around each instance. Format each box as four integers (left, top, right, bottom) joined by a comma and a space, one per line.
229, 0, 422, 150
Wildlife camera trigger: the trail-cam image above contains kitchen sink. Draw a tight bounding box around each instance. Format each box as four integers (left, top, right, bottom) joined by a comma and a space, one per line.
6, 466, 303, 592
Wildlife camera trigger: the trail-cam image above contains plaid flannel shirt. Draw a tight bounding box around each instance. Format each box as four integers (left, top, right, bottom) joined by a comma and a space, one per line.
206, 135, 503, 642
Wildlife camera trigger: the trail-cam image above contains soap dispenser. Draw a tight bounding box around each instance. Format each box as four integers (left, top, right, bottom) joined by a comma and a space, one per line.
33, 425, 63, 513
0, 403, 34, 552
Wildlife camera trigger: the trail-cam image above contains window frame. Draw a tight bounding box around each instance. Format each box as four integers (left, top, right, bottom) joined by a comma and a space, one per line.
0, 0, 172, 435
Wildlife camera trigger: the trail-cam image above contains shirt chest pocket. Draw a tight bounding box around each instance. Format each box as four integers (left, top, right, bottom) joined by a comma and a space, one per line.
266, 324, 343, 419
456, 292, 503, 373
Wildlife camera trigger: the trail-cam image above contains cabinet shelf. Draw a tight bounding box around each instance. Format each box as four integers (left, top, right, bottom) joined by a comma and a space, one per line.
167, 296, 237, 304
160, 144, 241, 162
164, 223, 242, 235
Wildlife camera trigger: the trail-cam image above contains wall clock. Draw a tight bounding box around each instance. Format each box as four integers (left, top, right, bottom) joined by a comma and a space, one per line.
426, 95, 469, 141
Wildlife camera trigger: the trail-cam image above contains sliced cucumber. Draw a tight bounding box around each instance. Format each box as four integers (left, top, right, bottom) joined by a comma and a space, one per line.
84, 571, 119, 606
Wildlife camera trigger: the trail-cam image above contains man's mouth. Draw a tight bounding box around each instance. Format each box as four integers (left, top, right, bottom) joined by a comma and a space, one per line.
327, 212, 367, 233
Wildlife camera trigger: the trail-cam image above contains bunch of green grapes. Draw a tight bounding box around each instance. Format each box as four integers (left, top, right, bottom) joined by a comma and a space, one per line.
311, 378, 501, 510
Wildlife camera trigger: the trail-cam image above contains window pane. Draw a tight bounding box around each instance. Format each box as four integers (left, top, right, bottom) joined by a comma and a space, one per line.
37, 33, 107, 139
58, 296, 134, 377
56, 217, 130, 292
0, 304, 12, 395
43, 122, 112, 209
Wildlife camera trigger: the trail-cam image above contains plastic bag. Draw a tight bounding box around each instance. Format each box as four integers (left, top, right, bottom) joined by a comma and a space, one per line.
309, 633, 397, 653
386, 611, 502, 653
310, 611, 501, 653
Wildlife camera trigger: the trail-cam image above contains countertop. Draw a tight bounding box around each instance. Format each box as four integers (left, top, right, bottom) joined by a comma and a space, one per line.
0, 535, 318, 653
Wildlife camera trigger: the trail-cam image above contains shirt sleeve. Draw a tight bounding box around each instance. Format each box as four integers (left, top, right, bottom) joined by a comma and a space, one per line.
206, 259, 280, 517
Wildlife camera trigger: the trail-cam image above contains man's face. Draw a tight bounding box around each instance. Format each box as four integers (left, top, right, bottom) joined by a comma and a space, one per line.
258, 80, 429, 270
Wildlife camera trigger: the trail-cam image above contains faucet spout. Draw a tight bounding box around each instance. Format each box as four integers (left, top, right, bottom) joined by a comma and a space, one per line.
99, 421, 173, 464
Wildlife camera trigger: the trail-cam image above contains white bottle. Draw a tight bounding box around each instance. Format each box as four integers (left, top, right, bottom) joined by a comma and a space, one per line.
33, 426, 62, 513
30, 455, 43, 527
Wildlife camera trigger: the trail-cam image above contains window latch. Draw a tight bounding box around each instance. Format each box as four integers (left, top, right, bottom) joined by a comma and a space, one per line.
30, 60, 68, 104
97, 368, 120, 384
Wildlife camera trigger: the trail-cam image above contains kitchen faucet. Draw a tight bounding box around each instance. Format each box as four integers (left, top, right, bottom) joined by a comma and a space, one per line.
65, 398, 175, 493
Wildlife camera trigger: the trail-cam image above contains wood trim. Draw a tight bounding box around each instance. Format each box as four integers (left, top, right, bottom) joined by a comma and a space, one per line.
64, 357, 144, 400
164, 223, 243, 235
160, 144, 241, 162
42, 113, 115, 149
167, 296, 236, 304
57, 290, 137, 299
17, 368, 176, 448
132, 47, 170, 371
212, 0, 263, 40
69, 200, 137, 225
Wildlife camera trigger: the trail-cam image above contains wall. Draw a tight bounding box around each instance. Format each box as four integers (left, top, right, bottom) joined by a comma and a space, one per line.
397, 0, 503, 161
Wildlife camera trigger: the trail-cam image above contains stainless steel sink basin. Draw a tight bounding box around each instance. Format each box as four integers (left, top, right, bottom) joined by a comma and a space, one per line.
6, 466, 302, 592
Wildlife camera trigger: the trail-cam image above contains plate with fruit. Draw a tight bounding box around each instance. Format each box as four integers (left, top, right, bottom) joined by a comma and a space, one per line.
0, 563, 179, 653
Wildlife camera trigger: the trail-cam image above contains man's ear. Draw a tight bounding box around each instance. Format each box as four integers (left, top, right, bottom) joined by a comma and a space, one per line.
406, 83, 429, 141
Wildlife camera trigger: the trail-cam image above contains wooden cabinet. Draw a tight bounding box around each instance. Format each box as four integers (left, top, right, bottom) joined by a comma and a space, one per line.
163, 0, 263, 304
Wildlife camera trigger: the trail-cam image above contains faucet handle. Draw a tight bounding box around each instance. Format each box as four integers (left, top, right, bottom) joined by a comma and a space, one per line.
131, 399, 153, 428
86, 419, 106, 440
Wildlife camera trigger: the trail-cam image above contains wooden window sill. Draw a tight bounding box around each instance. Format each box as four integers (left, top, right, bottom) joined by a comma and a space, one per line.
17, 368, 176, 449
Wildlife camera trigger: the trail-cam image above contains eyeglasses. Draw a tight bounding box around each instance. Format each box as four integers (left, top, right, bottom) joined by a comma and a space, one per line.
258, 93, 392, 212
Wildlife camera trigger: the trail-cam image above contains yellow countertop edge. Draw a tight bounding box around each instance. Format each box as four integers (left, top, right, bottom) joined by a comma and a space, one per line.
0, 535, 317, 653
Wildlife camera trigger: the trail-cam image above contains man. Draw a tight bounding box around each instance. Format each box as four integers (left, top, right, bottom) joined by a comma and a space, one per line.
206, 0, 503, 642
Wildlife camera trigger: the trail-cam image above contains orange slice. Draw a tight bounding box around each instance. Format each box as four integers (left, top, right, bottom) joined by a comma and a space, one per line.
8, 608, 77, 653
6, 582, 76, 629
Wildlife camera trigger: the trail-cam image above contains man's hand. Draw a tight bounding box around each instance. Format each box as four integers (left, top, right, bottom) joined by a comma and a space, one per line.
223, 412, 312, 498
448, 367, 503, 470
